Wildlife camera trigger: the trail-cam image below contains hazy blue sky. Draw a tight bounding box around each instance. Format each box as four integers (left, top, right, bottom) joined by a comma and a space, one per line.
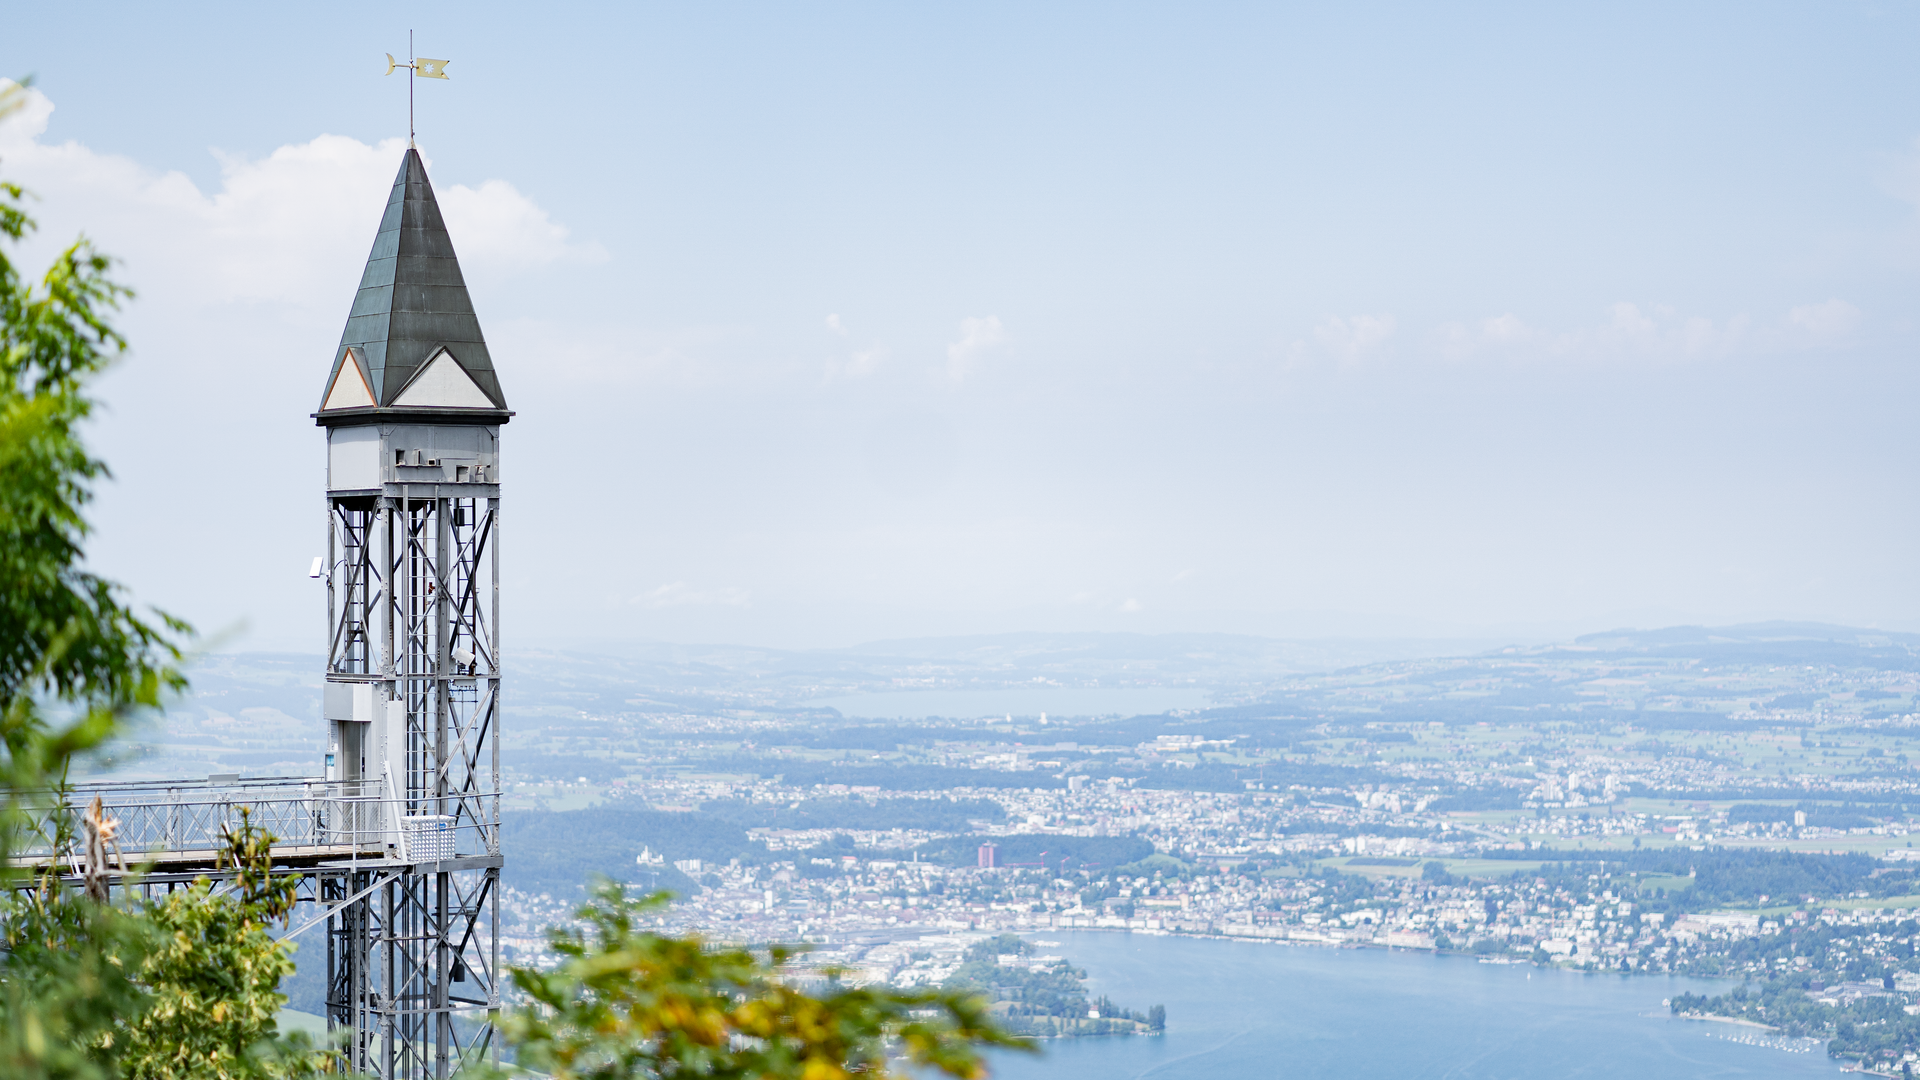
6, 3, 1920, 650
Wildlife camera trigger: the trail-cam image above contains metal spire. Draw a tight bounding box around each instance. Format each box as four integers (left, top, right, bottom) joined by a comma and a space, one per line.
318, 148, 510, 418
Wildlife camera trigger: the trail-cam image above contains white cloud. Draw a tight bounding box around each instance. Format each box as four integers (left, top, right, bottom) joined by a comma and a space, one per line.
438, 178, 606, 269
825, 313, 846, 335
1383, 299, 1860, 368
1441, 302, 1749, 364
1482, 313, 1529, 343
1788, 298, 1861, 338
1421, 299, 1872, 366
945, 315, 1006, 380
1578, 302, 1748, 359
1432, 313, 1534, 358
632, 581, 752, 609
0, 80, 600, 316
1313, 313, 1396, 361
1606, 301, 1658, 339
1117, 598, 1142, 613
826, 344, 887, 380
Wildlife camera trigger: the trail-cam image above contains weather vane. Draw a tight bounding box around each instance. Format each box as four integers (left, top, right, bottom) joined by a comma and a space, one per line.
384, 30, 450, 149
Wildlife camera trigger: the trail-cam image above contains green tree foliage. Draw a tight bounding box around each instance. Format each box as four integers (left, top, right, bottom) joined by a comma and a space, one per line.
911, 834, 1152, 870
1671, 918, 1918, 983
0, 84, 312, 1080
1311, 866, 1378, 906
489, 880, 1029, 1080
940, 934, 1159, 1038
667, 756, 1072, 792
1485, 847, 1889, 910
0, 815, 322, 1080
0, 883, 150, 1080
500, 807, 771, 898
117, 813, 321, 1080
1727, 802, 1876, 830
0, 77, 185, 1080
700, 796, 1008, 834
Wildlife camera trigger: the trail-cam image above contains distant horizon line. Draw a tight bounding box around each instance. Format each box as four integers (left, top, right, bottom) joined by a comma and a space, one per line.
195, 617, 1920, 660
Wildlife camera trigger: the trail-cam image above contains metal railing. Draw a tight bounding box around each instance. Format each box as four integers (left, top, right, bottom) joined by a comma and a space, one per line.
10, 776, 500, 869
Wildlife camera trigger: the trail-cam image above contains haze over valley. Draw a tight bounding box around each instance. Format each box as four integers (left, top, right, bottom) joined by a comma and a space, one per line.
105, 621, 1920, 1070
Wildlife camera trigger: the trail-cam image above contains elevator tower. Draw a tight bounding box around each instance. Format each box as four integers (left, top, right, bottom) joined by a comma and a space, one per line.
315, 147, 508, 1078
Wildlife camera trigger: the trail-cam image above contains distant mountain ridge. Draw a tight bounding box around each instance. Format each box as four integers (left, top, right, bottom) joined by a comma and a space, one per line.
1570, 621, 1920, 649
1542, 621, 1920, 671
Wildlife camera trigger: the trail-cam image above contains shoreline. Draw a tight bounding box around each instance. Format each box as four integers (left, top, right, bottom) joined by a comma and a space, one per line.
1016, 925, 1803, 993
1034, 924, 1578, 968
1674, 1011, 1778, 1031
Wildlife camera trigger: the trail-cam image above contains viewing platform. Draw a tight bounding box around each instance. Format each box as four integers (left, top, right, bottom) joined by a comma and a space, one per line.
11, 775, 500, 880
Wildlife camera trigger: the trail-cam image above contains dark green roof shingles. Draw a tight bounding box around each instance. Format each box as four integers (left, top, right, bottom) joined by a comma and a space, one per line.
318, 149, 509, 412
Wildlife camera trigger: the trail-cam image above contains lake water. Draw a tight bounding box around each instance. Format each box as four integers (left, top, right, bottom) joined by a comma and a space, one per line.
808, 688, 1212, 720
991, 933, 1833, 1080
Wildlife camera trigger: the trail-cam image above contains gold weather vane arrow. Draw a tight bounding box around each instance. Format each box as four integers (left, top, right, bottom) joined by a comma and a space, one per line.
384, 32, 451, 148
382, 50, 453, 80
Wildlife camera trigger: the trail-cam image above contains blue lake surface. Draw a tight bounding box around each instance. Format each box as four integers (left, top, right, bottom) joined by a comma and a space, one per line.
808, 688, 1211, 720
991, 932, 1833, 1080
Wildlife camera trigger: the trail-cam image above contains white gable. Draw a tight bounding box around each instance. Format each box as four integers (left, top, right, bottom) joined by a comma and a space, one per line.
393, 350, 495, 409
321, 356, 376, 410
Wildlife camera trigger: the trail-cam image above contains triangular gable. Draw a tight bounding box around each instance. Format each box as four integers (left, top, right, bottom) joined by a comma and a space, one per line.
391, 348, 497, 409
321, 351, 377, 410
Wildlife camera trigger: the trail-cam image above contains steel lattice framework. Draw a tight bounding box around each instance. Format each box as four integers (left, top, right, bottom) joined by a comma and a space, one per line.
321, 487, 503, 1078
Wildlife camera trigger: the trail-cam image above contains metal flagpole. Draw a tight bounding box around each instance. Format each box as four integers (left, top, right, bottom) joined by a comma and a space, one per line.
386, 34, 448, 147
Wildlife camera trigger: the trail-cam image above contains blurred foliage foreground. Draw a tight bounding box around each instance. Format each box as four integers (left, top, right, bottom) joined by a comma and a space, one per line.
0, 78, 1022, 1079
491, 882, 1029, 1080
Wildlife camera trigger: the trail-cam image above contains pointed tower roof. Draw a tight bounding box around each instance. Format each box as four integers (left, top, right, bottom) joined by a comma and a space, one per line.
316, 148, 511, 425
